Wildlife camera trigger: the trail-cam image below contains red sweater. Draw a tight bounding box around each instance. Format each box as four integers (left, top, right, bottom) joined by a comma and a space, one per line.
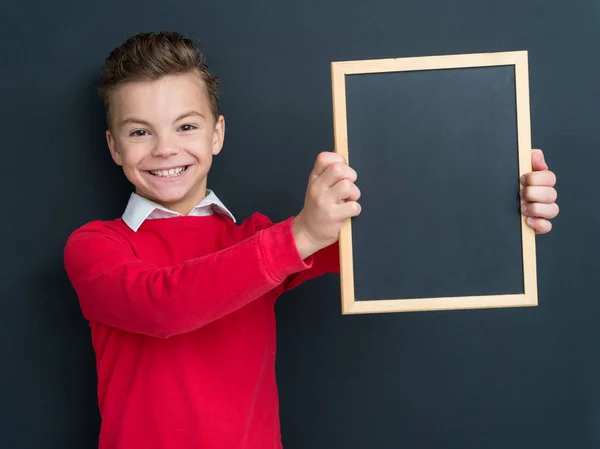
63, 212, 339, 449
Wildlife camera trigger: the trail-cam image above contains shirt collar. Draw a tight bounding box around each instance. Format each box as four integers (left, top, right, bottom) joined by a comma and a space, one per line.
122, 189, 236, 232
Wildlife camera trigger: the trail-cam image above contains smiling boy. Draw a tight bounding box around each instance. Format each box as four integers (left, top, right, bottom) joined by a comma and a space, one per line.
64, 31, 559, 449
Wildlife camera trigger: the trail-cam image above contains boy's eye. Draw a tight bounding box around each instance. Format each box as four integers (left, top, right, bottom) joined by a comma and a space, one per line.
179, 124, 197, 132
130, 130, 148, 137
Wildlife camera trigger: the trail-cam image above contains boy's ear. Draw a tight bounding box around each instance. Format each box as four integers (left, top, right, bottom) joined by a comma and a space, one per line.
106, 130, 123, 166
212, 115, 225, 156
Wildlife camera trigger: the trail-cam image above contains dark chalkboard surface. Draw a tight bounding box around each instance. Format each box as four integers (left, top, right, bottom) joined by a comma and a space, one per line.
331, 51, 537, 314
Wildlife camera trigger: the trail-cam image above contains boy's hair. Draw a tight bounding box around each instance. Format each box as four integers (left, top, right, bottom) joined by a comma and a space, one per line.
99, 31, 220, 127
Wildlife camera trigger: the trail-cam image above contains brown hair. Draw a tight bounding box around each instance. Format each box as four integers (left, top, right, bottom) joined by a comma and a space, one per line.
99, 31, 220, 127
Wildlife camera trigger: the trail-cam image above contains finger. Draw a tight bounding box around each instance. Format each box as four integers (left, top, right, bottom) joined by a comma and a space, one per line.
520, 186, 557, 203
531, 149, 548, 172
521, 202, 559, 219
315, 162, 357, 191
328, 179, 361, 203
525, 217, 552, 234
332, 201, 362, 221
521, 170, 556, 187
310, 151, 346, 179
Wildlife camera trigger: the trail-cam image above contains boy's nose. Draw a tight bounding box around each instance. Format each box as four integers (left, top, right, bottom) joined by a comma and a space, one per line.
151, 142, 180, 158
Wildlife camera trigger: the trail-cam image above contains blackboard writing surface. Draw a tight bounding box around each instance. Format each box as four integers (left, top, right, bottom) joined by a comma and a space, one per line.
331, 51, 537, 314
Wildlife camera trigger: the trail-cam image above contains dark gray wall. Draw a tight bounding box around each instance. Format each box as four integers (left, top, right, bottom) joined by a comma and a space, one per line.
1, 0, 597, 448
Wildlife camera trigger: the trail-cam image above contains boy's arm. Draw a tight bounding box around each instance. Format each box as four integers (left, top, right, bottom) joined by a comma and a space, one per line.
64, 217, 313, 339
275, 242, 340, 295
65, 151, 358, 338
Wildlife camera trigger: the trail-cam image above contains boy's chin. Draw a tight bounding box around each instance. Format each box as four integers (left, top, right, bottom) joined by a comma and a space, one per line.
137, 186, 202, 208
148, 191, 188, 204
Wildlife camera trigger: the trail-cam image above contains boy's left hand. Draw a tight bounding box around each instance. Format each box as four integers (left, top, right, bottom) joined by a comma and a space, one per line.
520, 149, 559, 234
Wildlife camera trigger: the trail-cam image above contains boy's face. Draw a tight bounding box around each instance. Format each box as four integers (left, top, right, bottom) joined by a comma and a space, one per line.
106, 73, 224, 215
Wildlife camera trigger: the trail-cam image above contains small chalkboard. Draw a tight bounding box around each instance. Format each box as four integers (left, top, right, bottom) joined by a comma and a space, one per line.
331, 51, 537, 314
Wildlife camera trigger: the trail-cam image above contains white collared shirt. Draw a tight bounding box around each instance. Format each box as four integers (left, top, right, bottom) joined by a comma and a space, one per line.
122, 189, 236, 232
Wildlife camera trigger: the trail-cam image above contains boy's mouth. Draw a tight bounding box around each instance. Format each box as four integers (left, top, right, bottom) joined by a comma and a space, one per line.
148, 165, 191, 178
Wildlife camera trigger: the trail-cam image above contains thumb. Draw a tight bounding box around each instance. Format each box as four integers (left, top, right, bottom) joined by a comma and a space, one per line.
532, 149, 548, 171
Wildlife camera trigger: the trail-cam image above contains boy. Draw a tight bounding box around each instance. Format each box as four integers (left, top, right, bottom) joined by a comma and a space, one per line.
64, 31, 559, 449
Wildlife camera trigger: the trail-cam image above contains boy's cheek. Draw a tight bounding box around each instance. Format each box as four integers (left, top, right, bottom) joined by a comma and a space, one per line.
118, 153, 142, 175
122, 166, 145, 187
120, 144, 149, 164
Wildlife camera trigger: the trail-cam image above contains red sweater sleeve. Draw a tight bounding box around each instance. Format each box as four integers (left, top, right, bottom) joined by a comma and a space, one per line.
64, 217, 313, 338
275, 241, 340, 296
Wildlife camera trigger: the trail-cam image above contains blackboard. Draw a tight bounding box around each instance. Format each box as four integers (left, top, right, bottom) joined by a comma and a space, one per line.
331, 51, 537, 314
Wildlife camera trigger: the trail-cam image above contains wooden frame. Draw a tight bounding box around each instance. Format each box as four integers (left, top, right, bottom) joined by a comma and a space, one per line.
331, 51, 537, 314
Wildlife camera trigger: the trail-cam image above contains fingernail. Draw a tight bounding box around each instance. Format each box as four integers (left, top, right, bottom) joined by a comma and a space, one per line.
526, 217, 534, 225
521, 204, 527, 214
520, 175, 525, 184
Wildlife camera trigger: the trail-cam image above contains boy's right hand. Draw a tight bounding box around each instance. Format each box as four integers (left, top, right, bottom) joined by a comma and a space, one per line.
292, 152, 361, 259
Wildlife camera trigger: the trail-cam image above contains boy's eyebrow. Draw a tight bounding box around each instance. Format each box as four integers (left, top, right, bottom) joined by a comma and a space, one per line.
174, 111, 206, 122
119, 111, 205, 128
119, 117, 152, 128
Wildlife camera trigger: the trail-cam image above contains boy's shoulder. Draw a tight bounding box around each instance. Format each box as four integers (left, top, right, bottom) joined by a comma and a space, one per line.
244, 211, 274, 231
64, 218, 131, 249
65, 212, 277, 245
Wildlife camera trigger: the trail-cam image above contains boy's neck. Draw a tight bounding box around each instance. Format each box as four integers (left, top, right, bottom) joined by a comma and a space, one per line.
136, 185, 208, 216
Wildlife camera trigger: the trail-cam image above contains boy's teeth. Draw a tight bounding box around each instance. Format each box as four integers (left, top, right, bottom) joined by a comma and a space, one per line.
150, 166, 186, 177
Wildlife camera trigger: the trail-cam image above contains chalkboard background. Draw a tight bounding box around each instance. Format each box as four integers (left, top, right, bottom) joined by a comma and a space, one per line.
346, 65, 525, 301
0, 1, 597, 448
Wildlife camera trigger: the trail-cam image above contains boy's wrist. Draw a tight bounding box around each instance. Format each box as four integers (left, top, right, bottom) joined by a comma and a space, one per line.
292, 216, 324, 260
